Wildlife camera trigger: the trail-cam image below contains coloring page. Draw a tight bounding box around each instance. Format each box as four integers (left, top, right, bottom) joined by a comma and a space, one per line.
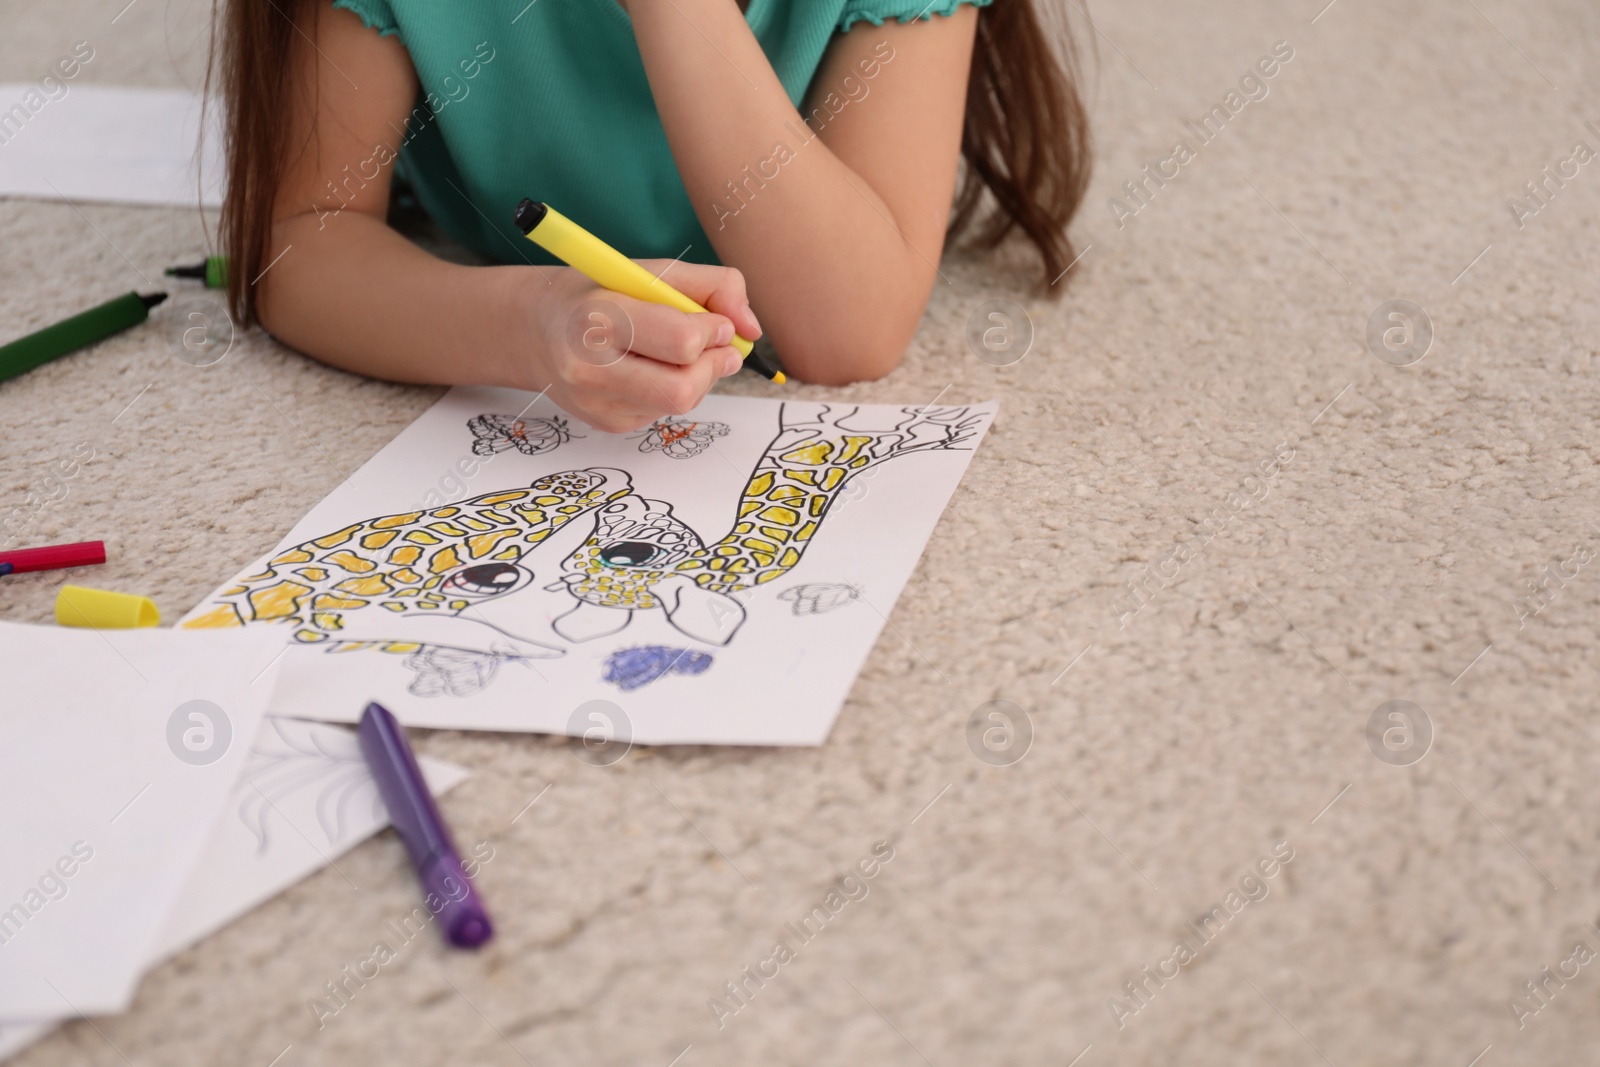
182, 390, 996, 745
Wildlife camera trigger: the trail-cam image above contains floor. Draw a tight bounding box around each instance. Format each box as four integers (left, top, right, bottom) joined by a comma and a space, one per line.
2, 0, 1599, 1063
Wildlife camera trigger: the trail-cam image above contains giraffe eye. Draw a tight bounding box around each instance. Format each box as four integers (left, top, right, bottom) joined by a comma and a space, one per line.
444, 562, 530, 596
599, 541, 660, 567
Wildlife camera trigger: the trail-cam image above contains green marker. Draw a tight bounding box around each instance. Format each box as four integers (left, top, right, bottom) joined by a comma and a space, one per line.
166, 256, 229, 289
0, 291, 168, 385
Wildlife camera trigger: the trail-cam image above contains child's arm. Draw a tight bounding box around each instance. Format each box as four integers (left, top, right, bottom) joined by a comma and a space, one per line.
627, 1, 978, 384
258, 4, 758, 433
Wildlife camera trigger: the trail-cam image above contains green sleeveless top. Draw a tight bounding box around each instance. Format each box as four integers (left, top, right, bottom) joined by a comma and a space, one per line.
331, 0, 990, 266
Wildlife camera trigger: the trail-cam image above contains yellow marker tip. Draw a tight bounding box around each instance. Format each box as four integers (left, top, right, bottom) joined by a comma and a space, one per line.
773, 372, 787, 385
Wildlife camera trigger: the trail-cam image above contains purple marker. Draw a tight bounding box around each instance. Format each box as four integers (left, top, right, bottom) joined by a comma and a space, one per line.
357, 701, 494, 948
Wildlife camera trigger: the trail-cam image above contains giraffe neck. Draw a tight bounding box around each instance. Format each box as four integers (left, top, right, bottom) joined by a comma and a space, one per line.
672, 430, 880, 593
184, 470, 630, 632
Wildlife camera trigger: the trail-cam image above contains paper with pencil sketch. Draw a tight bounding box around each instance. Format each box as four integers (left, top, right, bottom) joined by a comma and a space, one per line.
0, 623, 279, 1019
0, 718, 470, 1062
181, 388, 996, 744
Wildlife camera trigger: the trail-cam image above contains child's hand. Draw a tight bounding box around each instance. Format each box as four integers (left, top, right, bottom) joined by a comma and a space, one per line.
520, 262, 764, 433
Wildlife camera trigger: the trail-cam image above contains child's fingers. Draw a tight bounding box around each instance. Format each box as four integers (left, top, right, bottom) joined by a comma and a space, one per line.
573, 345, 738, 424
608, 296, 734, 367
636, 261, 763, 343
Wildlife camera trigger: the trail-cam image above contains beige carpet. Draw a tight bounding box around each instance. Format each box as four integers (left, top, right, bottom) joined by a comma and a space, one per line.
4, 0, 1600, 1063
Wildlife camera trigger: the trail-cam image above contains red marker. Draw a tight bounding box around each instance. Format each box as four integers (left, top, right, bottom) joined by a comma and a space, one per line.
0, 540, 106, 576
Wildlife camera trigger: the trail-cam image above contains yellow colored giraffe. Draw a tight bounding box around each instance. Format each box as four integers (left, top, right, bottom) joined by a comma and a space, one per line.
182, 468, 633, 660
549, 402, 983, 645
180, 402, 981, 696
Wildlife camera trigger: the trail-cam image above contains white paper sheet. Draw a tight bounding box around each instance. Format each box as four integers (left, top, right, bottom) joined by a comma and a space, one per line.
0, 718, 470, 1060
0, 85, 223, 207
181, 389, 996, 744
0, 623, 280, 1018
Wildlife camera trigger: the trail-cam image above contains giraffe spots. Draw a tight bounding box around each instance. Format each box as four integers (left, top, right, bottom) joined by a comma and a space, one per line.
748, 471, 774, 496
430, 506, 461, 517
427, 522, 467, 537
183, 603, 244, 629
372, 511, 423, 529
378, 642, 421, 653
428, 546, 463, 574
493, 547, 521, 560
467, 530, 519, 557
755, 569, 784, 584
404, 530, 442, 545
391, 567, 422, 584
759, 525, 792, 543
795, 521, 818, 542
676, 559, 705, 571
513, 508, 549, 527
738, 500, 763, 517
779, 548, 801, 568
836, 436, 872, 463
781, 441, 833, 465
361, 530, 397, 550
449, 599, 471, 611
526, 528, 551, 543
768, 485, 806, 503
312, 524, 361, 549
292, 567, 329, 582
821, 468, 846, 491
750, 551, 775, 567
248, 580, 312, 621
334, 575, 394, 597
392, 588, 420, 598
312, 611, 345, 630
808, 495, 829, 517
388, 545, 422, 566
742, 536, 779, 555
458, 516, 494, 532
294, 629, 328, 642
422, 592, 447, 604
324, 550, 378, 574
270, 547, 313, 566
849, 456, 869, 469
478, 491, 527, 505
478, 510, 516, 526
782, 469, 818, 485
312, 593, 367, 612
416, 600, 440, 609
758, 504, 801, 526
714, 545, 740, 557
383, 602, 408, 612
221, 585, 249, 596
422, 577, 443, 589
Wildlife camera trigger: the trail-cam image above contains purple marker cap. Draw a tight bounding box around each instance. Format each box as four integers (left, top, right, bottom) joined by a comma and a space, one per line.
357, 701, 494, 949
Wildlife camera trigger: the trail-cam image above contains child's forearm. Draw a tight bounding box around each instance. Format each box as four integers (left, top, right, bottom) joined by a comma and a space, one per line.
258, 210, 537, 390
628, 0, 975, 383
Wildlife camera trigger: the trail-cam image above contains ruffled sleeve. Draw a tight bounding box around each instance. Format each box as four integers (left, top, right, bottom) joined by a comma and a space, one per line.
331, 0, 401, 38
837, 0, 993, 34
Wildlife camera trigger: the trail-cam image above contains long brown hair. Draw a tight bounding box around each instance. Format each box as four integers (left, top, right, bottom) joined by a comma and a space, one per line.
209, 0, 1091, 323
955, 2, 1093, 288
207, 1, 301, 325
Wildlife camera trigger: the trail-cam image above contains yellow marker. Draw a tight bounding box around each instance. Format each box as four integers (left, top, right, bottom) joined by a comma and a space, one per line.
513, 199, 785, 384
56, 585, 160, 629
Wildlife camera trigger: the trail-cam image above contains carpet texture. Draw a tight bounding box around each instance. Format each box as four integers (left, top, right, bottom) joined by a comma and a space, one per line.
4, 1, 1600, 1063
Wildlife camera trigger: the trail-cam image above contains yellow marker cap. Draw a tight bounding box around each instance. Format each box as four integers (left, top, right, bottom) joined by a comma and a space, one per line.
56, 585, 161, 629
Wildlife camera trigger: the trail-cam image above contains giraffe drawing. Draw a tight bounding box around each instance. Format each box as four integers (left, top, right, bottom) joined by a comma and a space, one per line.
548, 402, 984, 646
182, 402, 983, 696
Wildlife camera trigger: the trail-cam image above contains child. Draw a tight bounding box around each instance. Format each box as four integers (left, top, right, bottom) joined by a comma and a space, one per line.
211, 0, 1088, 430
